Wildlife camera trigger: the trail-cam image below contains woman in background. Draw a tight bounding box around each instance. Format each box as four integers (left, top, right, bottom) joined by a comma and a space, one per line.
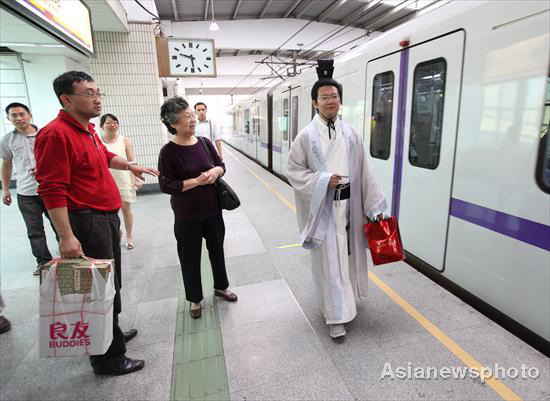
100, 113, 142, 250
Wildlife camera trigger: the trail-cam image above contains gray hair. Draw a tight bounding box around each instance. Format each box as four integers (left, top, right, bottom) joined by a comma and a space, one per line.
160, 96, 189, 135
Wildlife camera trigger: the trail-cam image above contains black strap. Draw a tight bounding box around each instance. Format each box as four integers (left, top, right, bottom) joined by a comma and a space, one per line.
197, 136, 215, 168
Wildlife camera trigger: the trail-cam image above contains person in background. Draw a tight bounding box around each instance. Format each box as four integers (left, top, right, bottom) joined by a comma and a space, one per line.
194, 102, 222, 159
287, 60, 387, 339
158, 97, 237, 320
0, 291, 10, 334
1, 103, 56, 275
34, 70, 159, 376
100, 113, 143, 250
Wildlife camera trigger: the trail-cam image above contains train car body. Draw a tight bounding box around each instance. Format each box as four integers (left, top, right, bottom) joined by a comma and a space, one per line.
227, 0, 550, 351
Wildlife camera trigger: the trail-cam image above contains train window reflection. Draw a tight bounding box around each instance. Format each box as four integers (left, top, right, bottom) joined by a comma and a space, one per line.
244, 109, 250, 134
535, 74, 550, 194
370, 71, 394, 160
409, 58, 446, 169
252, 104, 260, 138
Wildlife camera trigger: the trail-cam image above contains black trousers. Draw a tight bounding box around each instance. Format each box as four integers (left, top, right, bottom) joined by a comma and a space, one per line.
174, 214, 229, 303
17, 194, 55, 265
68, 210, 126, 367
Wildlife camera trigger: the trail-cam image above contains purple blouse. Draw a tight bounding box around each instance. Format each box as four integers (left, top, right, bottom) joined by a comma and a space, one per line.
158, 138, 225, 220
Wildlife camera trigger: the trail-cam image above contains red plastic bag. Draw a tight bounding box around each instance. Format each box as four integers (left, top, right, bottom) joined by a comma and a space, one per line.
364, 216, 405, 266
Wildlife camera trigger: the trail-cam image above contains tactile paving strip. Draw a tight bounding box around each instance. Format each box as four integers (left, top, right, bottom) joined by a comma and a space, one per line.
170, 247, 230, 401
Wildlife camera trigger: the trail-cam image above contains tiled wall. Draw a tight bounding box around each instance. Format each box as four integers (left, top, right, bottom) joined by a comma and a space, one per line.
91, 23, 166, 184
0, 53, 29, 138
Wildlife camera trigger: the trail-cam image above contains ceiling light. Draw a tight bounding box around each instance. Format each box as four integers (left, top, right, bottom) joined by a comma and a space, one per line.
209, 20, 219, 31
209, 0, 220, 31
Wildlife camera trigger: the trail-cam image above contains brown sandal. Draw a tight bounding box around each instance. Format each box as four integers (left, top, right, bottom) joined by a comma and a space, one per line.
214, 289, 238, 302
189, 303, 201, 319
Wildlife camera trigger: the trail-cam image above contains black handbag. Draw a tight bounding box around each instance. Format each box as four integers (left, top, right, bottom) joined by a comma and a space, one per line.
198, 137, 240, 211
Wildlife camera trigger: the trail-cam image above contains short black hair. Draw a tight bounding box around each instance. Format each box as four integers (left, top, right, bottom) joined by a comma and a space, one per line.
194, 102, 207, 110
161, 97, 189, 135
53, 71, 94, 106
311, 78, 343, 102
100, 113, 119, 128
5, 102, 30, 115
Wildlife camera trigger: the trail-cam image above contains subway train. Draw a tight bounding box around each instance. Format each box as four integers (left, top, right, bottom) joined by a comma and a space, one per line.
225, 0, 550, 354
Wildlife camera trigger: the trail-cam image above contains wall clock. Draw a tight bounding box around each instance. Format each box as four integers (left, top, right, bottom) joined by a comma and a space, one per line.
167, 38, 217, 77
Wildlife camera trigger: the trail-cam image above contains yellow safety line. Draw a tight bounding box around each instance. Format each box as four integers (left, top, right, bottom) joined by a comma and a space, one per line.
277, 243, 302, 249
226, 148, 524, 401
368, 273, 522, 401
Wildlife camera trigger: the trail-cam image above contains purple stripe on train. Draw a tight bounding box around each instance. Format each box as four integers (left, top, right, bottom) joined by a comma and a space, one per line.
450, 198, 550, 251
260, 142, 282, 153
391, 48, 409, 218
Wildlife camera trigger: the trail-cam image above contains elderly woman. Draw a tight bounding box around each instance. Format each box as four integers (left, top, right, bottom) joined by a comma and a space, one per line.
158, 97, 237, 319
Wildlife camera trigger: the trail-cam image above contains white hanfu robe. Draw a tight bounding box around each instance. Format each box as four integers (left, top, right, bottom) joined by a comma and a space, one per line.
287, 114, 387, 324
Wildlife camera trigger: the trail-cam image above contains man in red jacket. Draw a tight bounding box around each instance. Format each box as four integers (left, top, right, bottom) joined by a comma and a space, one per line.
35, 71, 159, 376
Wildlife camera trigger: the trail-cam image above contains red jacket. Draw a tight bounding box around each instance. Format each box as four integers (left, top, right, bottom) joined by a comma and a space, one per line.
35, 110, 121, 211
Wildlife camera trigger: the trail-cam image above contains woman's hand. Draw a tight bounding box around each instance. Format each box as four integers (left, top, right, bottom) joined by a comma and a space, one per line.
134, 178, 144, 191
195, 172, 211, 186
202, 167, 222, 184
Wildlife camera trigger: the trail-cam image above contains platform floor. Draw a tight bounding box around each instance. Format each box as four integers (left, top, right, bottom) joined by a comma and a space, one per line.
1, 146, 549, 401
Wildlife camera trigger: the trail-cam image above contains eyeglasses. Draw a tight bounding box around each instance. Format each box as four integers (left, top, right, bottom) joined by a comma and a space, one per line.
318, 94, 339, 102
104, 120, 119, 125
71, 91, 105, 100
181, 112, 196, 120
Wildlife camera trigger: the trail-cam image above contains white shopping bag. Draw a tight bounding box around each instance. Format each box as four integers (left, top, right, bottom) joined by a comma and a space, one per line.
39, 258, 115, 357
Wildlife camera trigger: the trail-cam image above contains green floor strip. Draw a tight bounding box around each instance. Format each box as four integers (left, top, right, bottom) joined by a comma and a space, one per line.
170, 247, 230, 401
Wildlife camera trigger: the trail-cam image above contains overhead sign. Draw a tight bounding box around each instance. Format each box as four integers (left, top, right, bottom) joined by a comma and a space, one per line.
1, 0, 94, 55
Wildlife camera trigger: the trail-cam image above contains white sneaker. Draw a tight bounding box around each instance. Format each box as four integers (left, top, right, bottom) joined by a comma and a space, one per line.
329, 324, 346, 338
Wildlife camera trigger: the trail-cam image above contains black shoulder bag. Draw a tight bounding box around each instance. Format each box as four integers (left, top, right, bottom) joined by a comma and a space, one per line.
197, 137, 240, 211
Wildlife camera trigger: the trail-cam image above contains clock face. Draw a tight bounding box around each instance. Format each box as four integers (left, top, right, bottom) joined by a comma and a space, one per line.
168, 39, 217, 77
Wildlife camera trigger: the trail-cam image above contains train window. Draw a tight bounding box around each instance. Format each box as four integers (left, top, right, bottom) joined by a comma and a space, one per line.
253, 105, 260, 137
535, 74, 550, 194
291, 96, 299, 141
409, 58, 447, 169
282, 98, 289, 141
370, 71, 394, 160
244, 109, 250, 134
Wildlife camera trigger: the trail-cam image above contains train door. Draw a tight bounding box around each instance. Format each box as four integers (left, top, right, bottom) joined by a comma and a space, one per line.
399, 31, 464, 271
365, 53, 401, 213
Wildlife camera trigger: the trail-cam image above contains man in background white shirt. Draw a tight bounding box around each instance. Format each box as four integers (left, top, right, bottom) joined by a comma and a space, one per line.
194, 102, 222, 159
1, 102, 55, 275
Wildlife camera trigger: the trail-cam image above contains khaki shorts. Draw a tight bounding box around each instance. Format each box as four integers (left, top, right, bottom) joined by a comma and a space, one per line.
119, 188, 137, 203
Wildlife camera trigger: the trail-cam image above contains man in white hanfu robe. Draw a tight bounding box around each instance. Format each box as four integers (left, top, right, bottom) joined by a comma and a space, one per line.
287, 62, 387, 338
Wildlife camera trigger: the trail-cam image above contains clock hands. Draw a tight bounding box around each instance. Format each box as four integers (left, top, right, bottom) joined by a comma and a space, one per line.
179, 53, 196, 68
